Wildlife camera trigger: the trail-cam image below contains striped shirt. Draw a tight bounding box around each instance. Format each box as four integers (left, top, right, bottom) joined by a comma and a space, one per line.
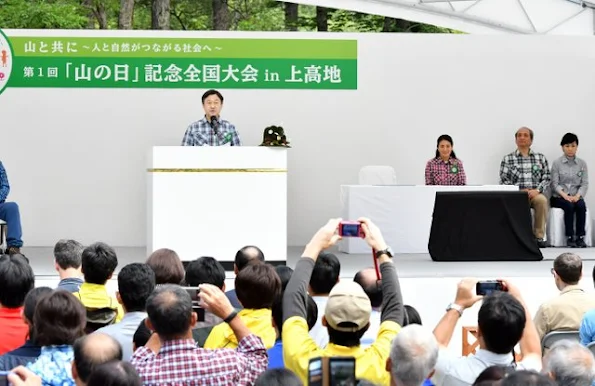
499, 149, 550, 192
425, 157, 466, 186
181, 116, 241, 147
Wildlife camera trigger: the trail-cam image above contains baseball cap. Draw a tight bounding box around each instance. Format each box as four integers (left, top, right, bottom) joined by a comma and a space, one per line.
325, 281, 372, 332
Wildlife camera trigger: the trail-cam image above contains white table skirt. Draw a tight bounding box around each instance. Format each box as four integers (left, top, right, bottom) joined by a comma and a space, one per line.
339, 185, 519, 254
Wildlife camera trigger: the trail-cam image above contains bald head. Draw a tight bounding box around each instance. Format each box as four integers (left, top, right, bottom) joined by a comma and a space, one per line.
73, 333, 123, 383
234, 245, 265, 273
354, 268, 382, 308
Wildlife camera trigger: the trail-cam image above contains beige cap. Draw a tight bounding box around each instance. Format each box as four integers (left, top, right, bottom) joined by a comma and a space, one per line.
324, 281, 372, 332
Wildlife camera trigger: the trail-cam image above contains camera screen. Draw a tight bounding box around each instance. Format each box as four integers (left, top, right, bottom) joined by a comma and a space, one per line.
330, 358, 356, 386
341, 223, 361, 237
308, 358, 323, 386
477, 282, 503, 296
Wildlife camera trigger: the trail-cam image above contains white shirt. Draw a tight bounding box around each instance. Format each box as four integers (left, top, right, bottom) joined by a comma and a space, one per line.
360, 309, 381, 348
309, 296, 329, 348
432, 348, 542, 386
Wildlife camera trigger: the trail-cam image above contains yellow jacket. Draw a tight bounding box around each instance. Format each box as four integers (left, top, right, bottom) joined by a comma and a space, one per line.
72, 282, 124, 323
204, 308, 276, 350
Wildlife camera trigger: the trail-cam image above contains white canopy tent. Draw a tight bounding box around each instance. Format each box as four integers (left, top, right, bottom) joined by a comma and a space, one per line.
280, 0, 595, 34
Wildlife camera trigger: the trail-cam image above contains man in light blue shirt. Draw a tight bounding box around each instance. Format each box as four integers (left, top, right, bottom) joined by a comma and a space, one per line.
54, 239, 84, 293
95, 263, 155, 360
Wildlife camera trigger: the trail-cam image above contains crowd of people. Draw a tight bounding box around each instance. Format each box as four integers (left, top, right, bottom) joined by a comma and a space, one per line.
0, 218, 593, 385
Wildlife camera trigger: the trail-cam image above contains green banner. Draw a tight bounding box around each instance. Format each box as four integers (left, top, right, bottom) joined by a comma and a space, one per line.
3, 35, 358, 90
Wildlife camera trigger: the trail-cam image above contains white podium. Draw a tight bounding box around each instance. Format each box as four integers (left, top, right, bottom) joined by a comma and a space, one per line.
147, 146, 287, 267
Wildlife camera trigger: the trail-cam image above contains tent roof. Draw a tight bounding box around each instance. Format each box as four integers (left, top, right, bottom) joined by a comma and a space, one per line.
282, 0, 595, 34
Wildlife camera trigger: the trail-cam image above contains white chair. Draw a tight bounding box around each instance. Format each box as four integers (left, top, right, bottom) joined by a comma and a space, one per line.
0, 219, 6, 254
358, 165, 397, 185
547, 208, 592, 247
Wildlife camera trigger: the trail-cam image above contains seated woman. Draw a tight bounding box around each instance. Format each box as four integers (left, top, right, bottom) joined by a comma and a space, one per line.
425, 134, 466, 186
550, 132, 589, 248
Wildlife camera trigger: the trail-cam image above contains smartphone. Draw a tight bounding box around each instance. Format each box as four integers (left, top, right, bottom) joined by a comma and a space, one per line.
308, 357, 323, 386
329, 357, 356, 386
339, 221, 363, 238
476, 280, 506, 296
182, 287, 205, 322
0, 371, 10, 386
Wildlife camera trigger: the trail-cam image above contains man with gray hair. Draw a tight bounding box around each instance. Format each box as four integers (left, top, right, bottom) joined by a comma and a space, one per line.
534, 252, 595, 340
53, 239, 85, 292
543, 339, 595, 385
386, 324, 438, 386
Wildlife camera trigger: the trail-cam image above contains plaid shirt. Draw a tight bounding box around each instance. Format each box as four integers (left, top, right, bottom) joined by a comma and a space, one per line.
181, 117, 241, 147
425, 157, 466, 185
0, 161, 9, 203
130, 335, 267, 386
499, 149, 550, 192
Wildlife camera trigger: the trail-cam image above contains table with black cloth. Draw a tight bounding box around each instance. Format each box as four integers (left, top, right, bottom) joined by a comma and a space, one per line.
428, 191, 543, 262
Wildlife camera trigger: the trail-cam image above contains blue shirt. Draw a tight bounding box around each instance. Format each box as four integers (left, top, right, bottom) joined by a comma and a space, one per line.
57, 277, 83, 293
267, 340, 284, 369
181, 116, 241, 146
27, 345, 75, 386
0, 161, 9, 203
580, 309, 595, 346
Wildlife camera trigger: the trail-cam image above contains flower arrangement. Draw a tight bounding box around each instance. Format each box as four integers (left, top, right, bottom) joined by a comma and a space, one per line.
259, 125, 291, 148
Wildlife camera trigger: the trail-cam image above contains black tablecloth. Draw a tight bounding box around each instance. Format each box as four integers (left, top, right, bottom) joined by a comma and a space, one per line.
428, 191, 543, 262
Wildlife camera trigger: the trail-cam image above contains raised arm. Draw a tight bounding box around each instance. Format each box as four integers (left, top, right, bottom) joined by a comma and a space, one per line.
501, 280, 542, 361
0, 161, 10, 203
433, 278, 482, 348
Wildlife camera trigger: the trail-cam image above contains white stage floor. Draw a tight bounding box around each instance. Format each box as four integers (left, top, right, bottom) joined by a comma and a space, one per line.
23, 245, 595, 355
21, 245, 595, 279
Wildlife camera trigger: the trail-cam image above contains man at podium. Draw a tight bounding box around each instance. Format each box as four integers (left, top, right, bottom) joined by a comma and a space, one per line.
181, 89, 242, 147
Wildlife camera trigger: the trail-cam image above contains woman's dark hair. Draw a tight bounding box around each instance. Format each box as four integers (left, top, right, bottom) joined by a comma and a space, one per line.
87, 360, 141, 386
24, 287, 54, 341
435, 134, 457, 159
34, 291, 86, 346
146, 248, 185, 285
560, 132, 579, 146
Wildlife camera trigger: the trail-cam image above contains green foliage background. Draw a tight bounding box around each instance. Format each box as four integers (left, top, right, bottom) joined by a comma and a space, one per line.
0, 0, 460, 32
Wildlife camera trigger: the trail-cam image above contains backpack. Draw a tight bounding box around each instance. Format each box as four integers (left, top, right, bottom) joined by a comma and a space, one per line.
73, 292, 118, 333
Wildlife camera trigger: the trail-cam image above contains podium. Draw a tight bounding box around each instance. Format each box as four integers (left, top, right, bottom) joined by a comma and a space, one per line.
147, 146, 287, 268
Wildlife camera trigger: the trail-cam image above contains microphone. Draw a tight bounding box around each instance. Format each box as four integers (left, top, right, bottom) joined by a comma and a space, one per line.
210, 116, 219, 135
